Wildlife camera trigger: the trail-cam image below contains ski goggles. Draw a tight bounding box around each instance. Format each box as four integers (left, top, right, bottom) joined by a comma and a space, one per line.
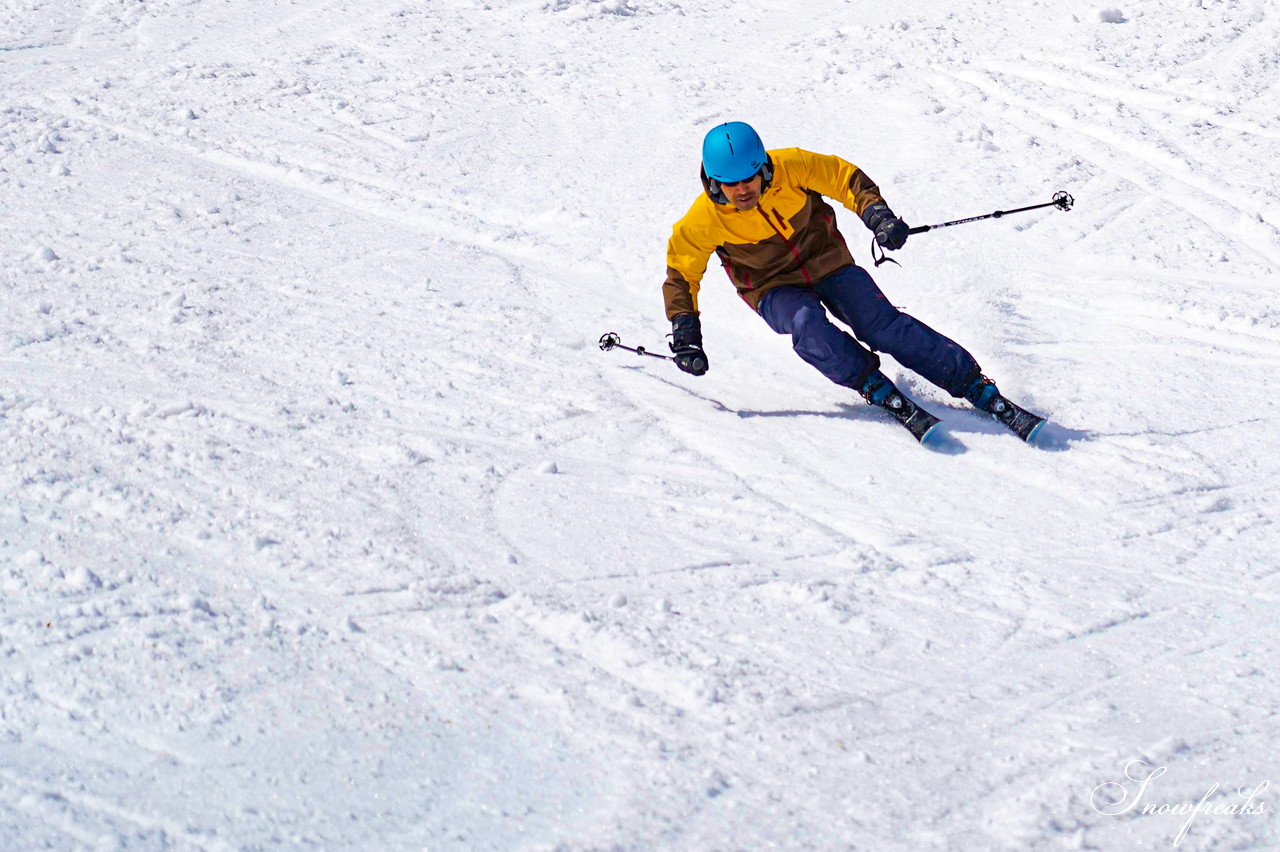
718, 172, 760, 188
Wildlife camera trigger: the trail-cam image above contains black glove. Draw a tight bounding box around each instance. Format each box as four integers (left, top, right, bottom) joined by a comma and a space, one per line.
670, 314, 708, 376
862, 202, 909, 251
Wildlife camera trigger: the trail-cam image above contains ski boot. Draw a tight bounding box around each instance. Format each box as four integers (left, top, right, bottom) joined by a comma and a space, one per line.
965, 375, 1045, 442
859, 371, 941, 444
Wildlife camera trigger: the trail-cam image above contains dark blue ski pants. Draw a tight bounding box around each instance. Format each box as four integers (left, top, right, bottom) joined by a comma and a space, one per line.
758, 265, 980, 396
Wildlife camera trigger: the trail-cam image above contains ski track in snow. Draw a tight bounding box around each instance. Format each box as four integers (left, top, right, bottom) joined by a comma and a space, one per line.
3, 0, 1279, 850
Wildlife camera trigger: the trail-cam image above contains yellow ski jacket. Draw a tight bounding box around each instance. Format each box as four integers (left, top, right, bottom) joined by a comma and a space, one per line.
663, 147, 886, 320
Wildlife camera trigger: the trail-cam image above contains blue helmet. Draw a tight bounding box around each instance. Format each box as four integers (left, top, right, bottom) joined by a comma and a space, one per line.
702, 122, 768, 183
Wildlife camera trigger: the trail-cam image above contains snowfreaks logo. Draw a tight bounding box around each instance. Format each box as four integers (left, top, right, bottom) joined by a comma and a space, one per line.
1091, 759, 1272, 847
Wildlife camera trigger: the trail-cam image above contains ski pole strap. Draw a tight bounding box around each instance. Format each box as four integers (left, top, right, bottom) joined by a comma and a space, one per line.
870, 238, 900, 268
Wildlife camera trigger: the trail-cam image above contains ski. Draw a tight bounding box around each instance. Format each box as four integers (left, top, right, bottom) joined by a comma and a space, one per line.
879, 390, 943, 445
986, 395, 1045, 443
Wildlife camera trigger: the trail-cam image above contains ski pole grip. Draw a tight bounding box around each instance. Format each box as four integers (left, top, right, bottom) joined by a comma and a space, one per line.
907, 225, 932, 235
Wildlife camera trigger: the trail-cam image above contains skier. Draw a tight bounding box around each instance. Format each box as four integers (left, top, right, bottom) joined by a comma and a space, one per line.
662, 121, 1043, 442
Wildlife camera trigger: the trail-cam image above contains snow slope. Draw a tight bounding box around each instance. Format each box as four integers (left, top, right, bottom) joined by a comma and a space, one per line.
3, 0, 1279, 849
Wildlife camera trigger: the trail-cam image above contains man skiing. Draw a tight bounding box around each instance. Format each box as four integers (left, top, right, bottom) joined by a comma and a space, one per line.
662, 121, 1044, 443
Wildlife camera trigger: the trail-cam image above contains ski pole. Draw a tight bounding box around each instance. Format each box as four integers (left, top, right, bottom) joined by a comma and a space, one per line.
873, 191, 1073, 266
598, 332, 672, 361
907, 191, 1074, 235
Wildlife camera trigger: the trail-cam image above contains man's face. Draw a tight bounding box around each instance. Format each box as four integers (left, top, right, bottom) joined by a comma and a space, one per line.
721, 173, 763, 211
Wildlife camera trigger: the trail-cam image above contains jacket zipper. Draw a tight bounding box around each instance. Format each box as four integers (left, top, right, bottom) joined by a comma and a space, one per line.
759, 207, 812, 284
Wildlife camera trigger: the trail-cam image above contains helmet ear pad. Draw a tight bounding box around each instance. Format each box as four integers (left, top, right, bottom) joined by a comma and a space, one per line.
701, 165, 728, 205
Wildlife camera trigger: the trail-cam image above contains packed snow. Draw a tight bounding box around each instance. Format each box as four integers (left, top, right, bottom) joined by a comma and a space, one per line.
3, 0, 1278, 849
